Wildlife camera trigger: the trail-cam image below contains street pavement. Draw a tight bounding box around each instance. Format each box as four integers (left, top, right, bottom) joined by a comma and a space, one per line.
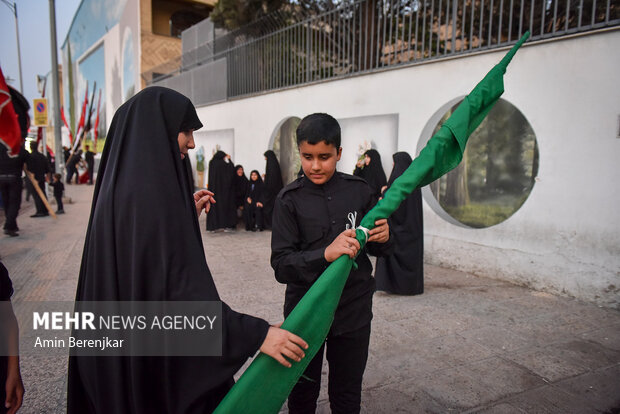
1, 184, 619, 413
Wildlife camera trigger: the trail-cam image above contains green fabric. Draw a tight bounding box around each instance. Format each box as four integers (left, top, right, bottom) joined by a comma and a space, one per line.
214, 32, 529, 414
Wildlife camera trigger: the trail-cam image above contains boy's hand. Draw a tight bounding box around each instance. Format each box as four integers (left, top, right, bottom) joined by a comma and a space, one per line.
194, 189, 216, 217
260, 325, 308, 368
324, 229, 360, 262
368, 219, 389, 243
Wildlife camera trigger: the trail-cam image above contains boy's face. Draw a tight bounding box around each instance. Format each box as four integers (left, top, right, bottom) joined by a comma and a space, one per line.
299, 141, 341, 185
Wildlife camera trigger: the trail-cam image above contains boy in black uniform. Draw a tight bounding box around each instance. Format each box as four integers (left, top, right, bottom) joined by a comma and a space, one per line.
271, 113, 393, 413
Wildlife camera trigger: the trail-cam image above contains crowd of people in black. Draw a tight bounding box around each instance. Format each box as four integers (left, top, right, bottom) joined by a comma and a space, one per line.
205, 149, 284, 233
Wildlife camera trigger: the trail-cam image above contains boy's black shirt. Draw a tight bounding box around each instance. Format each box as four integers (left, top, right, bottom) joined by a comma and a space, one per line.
271, 172, 393, 336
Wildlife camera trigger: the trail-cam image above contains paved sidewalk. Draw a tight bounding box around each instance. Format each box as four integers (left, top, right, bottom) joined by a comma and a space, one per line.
1, 184, 619, 413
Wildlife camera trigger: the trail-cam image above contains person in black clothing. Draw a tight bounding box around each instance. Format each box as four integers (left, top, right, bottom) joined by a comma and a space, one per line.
49, 173, 65, 214
233, 165, 248, 223
0, 87, 30, 237
244, 170, 264, 231
26, 141, 51, 217
0, 146, 28, 237
271, 113, 393, 414
0, 262, 25, 414
62, 146, 71, 164
206, 151, 237, 232
354, 148, 387, 201
66, 150, 82, 185
375, 152, 424, 295
67, 86, 307, 413
84, 145, 95, 185
262, 150, 283, 229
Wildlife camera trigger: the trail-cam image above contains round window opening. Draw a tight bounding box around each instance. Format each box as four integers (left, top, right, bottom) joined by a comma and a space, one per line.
426, 98, 539, 228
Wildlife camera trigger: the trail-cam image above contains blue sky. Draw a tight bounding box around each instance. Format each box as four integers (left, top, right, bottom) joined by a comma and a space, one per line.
0, 0, 82, 115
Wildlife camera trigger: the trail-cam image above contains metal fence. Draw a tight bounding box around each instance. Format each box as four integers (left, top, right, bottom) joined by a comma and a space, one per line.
149, 0, 619, 100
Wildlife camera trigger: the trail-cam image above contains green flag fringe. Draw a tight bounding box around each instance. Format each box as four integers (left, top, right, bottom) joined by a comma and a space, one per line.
214, 32, 530, 414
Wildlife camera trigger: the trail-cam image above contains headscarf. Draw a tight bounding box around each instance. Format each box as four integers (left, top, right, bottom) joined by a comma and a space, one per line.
362, 149, 387, 199
262, 150, 283, 228
67, 87, 268, 413
388, 151, 412, 186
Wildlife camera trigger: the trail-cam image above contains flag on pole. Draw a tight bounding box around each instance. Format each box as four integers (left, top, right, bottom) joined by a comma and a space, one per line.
61, 106, 74, 144
74, 84, 89, 151
214, 32, 530, 414
93, 90, 101, 151
0, 66, 23, 157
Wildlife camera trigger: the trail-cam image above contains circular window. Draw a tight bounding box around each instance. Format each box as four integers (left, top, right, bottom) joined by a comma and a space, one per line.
424, 98, 539, 228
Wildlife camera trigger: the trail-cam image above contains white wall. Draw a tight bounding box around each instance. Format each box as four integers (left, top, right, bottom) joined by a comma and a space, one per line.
195, 30, 620, 308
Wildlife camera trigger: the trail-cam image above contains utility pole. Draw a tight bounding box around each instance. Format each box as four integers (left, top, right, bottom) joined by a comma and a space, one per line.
49, 0, 64, 173
1, 0, 24, 93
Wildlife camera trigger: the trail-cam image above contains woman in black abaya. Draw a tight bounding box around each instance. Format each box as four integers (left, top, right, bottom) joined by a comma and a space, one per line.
353, 149, 387, 200
67, 87, 307, 414
243, 170, 264, 231
375, 151, 424, 295
262, 150, 283, 229
233, 165, 249, 226
206, 151, 237, 231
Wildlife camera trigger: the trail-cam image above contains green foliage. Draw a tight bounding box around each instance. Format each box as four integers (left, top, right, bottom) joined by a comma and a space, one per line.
443, 202, 516, 228
210, 0, 288, 30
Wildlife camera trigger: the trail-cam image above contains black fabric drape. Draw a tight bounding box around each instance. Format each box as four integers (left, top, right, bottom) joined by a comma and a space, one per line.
206, 151, 236, 230
375, 152, 424, 295
67, 87, 269, 414
262, 150, 283, 229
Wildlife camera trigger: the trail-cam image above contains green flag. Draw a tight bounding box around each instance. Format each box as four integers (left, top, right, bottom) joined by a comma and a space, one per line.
214, 32, 530, 414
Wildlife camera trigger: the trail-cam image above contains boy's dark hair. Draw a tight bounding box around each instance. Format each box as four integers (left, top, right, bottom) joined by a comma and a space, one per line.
54, 173, 61, 180
296, 113, 341, 148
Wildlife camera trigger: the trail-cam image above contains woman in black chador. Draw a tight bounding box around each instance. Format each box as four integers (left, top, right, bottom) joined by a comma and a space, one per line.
243, 170, 264, 231
262, 150, 283, 228
354, 148, 387, 201
375, 151, 424, 295
206, 150, 236, 231
233, 165, 248, 211
67, 87, 307, 414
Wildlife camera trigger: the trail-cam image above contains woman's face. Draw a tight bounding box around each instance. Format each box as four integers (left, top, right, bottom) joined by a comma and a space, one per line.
251, 171, 259, 181
364, 154, 371, 166
237, 167, 244, 177
177, 130, 195, 159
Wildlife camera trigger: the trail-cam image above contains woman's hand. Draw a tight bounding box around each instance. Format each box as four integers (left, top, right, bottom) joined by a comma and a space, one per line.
259, 325, 308, 368
194, 190, 216, 217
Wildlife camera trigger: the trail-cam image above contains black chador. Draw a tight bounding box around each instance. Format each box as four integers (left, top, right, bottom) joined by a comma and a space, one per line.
206, 151, 236, 231
243, 170, 264, 231
262, 150, 283, 229
375, 152, 424, 295
354, 149, 387, 201
233, 165, 248, 210
67, 87, 269, 414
